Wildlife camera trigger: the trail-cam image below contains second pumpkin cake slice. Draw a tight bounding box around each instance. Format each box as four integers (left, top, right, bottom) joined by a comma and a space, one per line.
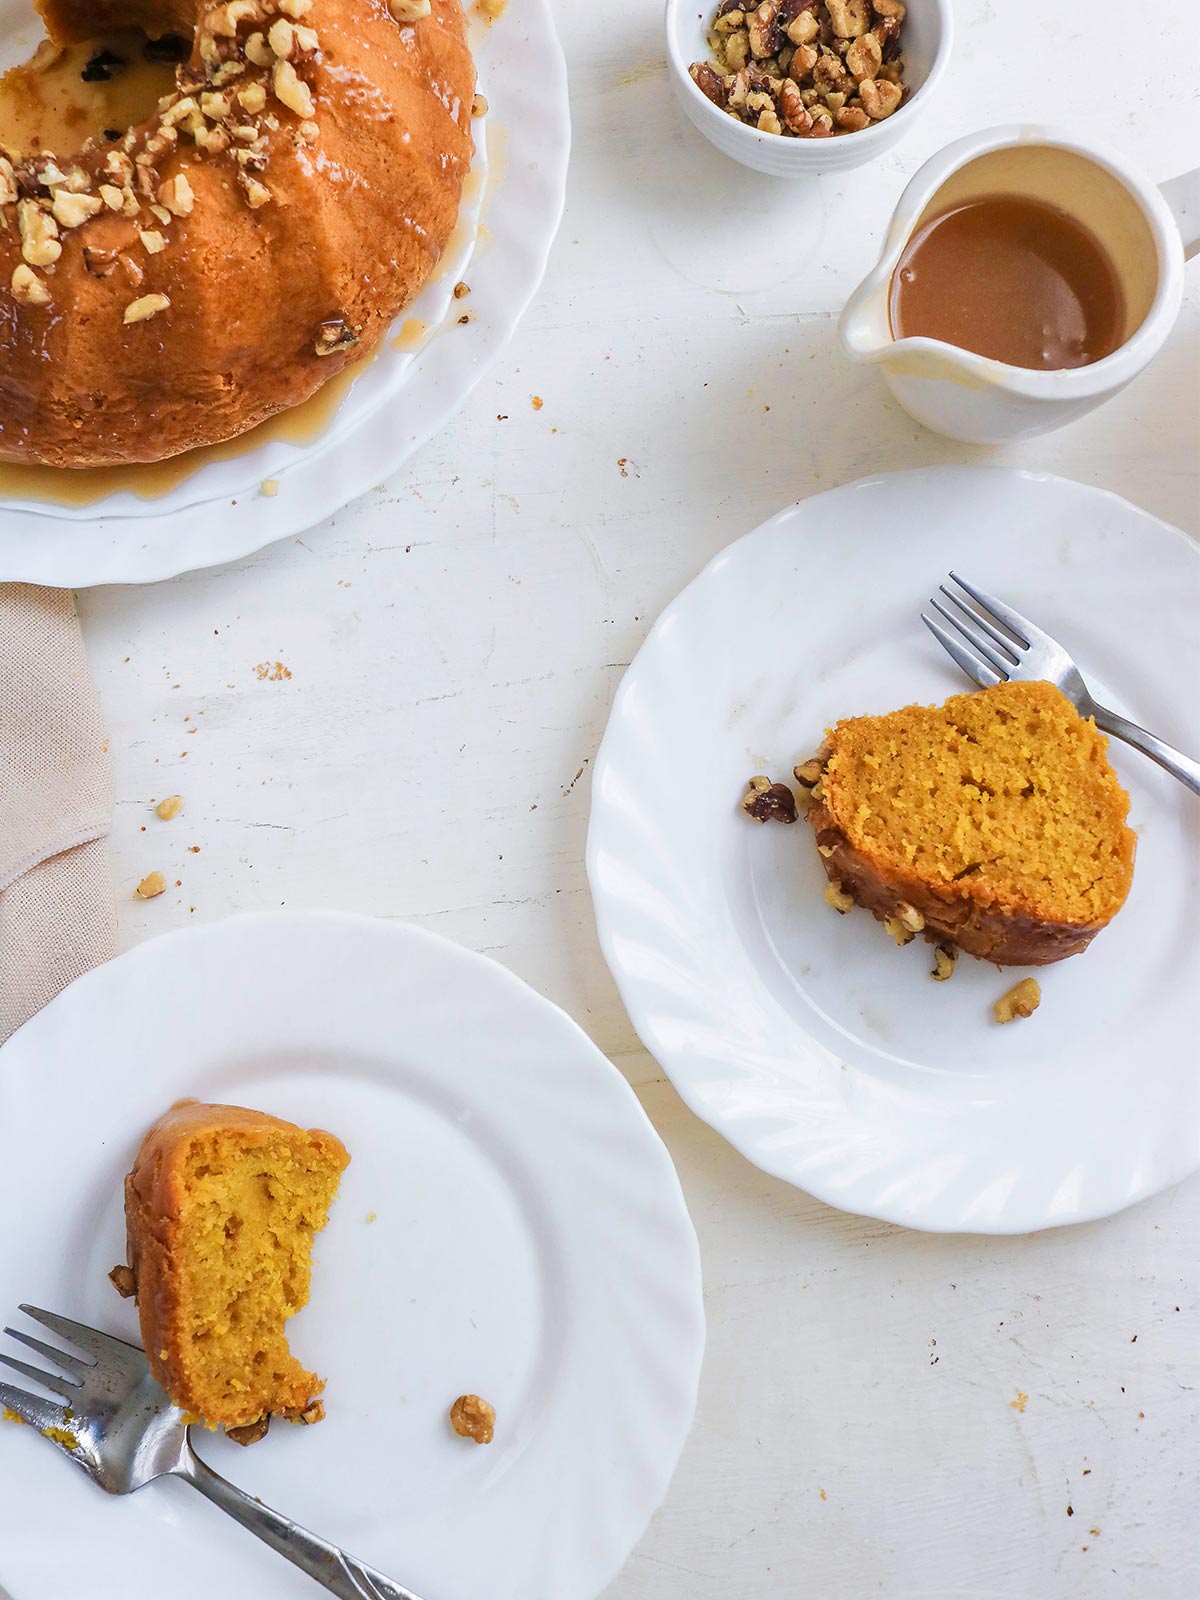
115, 1100, 350, 1440
801, 679, 1136, 966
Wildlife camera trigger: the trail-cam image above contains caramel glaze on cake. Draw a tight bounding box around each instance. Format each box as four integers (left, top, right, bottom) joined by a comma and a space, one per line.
120, 1099, 349, 1433
0, 0, 474, 467
804, 680, 1136, 967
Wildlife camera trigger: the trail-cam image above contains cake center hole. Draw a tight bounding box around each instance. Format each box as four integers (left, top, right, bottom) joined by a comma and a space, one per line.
0, 29, 187, 156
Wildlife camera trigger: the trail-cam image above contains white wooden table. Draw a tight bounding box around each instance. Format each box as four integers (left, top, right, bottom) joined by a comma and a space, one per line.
78, 2, 1200, 1594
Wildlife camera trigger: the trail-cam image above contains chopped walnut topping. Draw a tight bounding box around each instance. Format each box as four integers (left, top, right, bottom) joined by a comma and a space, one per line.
108, 1264, 136, 1298
238, 81, 268, 113
134, 869, 167, 898
124, 293, 171, 324
297, 119, 320, 142
268, 18, 297, 56
314, 316, 359, 356
689, 0, 909, 138
740, 774, 798, 824
390, 0, 433, 17
824, 881, 855, 914
208, 0, 262, 37
278, 0, 313, 14
241, 175, 272, 207
156, 794, 184, 821
883, 914, 915, 946
994, 977, 1041, 1024
471, 92, 489, 117
226, 1416, 270, 1447
449, 1394, 496, 1444
245, 31, 273, 66
793, 757, 825, 789
83, 246, 119, 277
139, 229, 167, 254
11, 264, 51, 306
0, 157, 16, 205
273, 59, 315, 117
931, 945, 957, 982
159, 173, 195, 217
17, 201, 61, 268
98, 183, 125, 211
50, 190, 102, 229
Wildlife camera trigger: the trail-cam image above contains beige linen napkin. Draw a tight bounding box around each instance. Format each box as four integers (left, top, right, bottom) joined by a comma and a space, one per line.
0, 584, 115, 1044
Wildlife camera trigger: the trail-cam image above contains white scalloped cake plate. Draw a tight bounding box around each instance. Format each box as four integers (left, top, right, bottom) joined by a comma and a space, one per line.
0, 0, 569, 585
587, 468, 1200, 1234
0, 913, 704, 1600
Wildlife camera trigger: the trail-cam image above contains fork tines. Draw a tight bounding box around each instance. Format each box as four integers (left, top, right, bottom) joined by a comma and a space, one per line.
921, 572, 1030, 689
0, 1306, 96, 1433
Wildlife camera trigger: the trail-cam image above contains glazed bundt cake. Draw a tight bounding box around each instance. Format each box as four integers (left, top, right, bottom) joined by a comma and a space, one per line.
803, 680, 1136, 966
0, 0, 475, 467
115, 1099, 350, 1435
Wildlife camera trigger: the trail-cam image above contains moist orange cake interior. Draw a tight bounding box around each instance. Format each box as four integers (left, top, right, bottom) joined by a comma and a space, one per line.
172, 1128, 344, 1425
820, 680, 1135, 927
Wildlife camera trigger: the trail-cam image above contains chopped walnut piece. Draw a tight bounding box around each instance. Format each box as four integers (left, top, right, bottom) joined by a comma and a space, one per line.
471, 92, 489, 117
134, 870, 167, 899
994, 977, 1041, 1024
827, 0, 871, 36
11, 264, 51, 306
274, 59, 315, 117
792, 757, 824, 789
845, 29, 882, 79
124, 293, 171, 324
883, 915, 915, 946
279, 0, 313, 14
785, 9, 819, 45
108, 1264, 136, 1298
83, 246, 119, 277
824, 881, 855, 914
859, 75, 902, 118
238, 81, 268, 113
17, 201, 61, 268
741, 775, 798, 824
245, 31, 273, 66
314, 316, 359, 356
226, 1416, 270, 1446
390, 0, 432, 15
895, 902, 924, 933
931, 945, 957, 982
99, 183, 125, 211
690, 61, 728, 107
874, 0, 905, 15
0, 157, 16, 205
139, 229, 168, 254
51, 190, 102, 229
156, 794, 184, 821
241, 174, 272, 207
449, 1394, 496, 1445
747, 1, 782, 59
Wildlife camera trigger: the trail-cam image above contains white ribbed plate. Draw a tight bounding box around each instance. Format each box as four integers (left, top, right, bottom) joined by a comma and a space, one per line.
0, 913, 703, 1600
0, 0, 569, 585
587, 468, 1200, 1234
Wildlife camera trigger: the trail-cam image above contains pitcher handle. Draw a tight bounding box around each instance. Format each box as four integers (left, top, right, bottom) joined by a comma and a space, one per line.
1160, 168, 1200, 262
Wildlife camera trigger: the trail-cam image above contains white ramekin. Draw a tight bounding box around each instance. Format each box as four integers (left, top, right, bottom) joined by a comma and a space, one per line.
665, 0, 953, 179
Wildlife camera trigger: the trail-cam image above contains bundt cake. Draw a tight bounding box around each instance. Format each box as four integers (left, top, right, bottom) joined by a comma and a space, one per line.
115, 1099, 350, 1435
802, 680, 1136, 966
0, 0, 475, 468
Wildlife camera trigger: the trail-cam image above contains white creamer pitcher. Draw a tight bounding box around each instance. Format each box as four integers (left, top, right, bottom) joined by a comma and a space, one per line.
839, 125, 1199, 444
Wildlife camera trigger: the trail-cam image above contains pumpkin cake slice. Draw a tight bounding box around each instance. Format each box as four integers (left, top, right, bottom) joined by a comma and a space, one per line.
115, 1100, 350, 1438
802, 680, 1136, 966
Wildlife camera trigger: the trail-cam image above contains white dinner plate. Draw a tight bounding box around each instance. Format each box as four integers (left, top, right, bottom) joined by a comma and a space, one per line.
0, 0, 569, 586
587, 468, 1200, 1234
0, 913, 704, 1600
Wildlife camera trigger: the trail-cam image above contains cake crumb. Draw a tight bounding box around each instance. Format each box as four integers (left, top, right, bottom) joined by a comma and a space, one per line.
108, 1264, 136, 1298
1010, 1390, 1029, 1413
261, 478, 279, 497
254, 661, 292, 682
366, 1211, 377, 1223
450, 1393, 496, 1444
2, 1408, 25, 1425
453, 280, 470, 298
134, 871, 167, 900
156, 794, 184, 821
531, 395, 543, 410
995, 977, 1041, 1023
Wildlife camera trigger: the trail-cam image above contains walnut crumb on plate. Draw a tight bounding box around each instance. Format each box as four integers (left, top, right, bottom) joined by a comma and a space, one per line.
450, 1393, 496, 1444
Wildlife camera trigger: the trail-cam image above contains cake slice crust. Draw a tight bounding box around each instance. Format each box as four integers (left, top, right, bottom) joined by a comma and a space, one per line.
121, 1100, 349, 1432
805, 680, 1136, 966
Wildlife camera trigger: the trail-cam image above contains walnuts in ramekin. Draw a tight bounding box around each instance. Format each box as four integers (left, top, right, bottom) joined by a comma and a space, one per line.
689, 0, 908, 139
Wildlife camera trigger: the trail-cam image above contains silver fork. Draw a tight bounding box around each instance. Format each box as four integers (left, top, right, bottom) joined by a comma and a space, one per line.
0, 1306, 426, 1600
923, 572, 1200, 797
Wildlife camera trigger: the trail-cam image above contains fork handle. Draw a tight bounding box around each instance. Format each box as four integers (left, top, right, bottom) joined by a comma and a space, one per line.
180, 1449, 427, 1600
1091, 702, 1200, 797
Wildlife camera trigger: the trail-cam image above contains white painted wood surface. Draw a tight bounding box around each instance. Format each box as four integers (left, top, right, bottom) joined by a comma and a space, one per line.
75, 1, 1199, 1594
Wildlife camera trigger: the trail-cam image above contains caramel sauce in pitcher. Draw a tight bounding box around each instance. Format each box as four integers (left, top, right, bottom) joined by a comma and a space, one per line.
889, 195, 1125, 371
